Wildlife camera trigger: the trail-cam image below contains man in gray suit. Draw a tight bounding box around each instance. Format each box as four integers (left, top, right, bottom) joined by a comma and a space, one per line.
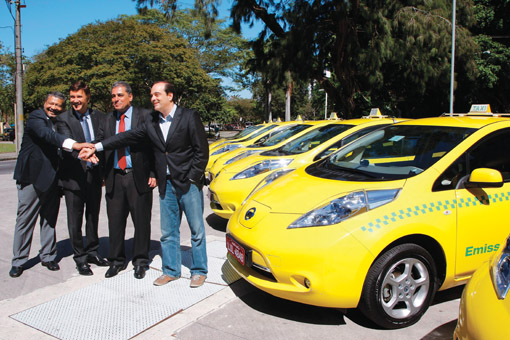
10, 92, 93, 278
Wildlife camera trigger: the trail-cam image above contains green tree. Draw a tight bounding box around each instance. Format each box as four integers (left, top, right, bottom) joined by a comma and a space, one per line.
459, 0, 510, 112
133, 8, 253, 95
23, 16, 217, 118
226, 96, 257, 123
136, 0, 480, 117
0, 42, 15, 124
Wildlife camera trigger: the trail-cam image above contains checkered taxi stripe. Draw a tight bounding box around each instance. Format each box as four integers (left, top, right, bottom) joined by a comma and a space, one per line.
360, 191, 510, 233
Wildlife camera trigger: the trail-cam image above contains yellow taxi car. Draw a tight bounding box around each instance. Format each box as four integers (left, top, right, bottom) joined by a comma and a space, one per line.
210, 110, 404, 219
208, 120, 334, 182
226, 105, 510, 329
207, 121, 301, 174
453, 234, 510, 340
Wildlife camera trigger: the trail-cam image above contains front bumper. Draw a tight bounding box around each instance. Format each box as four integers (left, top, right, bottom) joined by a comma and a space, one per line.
226, 211, 373, 308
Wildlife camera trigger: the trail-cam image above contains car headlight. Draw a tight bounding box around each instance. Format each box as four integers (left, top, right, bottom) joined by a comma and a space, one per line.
231, 159, 293, 180
491, 236, 510, 299
242, 169, 295, 205
225, 150, 261, 165
288, 189, 400, 229
211, 144, 242, 156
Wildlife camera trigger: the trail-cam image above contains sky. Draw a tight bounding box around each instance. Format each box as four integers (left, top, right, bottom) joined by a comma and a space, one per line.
0, 0, 259, 97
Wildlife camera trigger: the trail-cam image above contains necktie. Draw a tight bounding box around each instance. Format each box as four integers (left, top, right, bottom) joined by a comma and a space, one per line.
80, 114, 92, 143
117, 114, 127, 170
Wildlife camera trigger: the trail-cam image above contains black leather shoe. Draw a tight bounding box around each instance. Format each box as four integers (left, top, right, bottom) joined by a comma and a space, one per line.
9, 266, 23, 278
41, 260, 60, 271
134, 265, 147, 279
105, 265, 124, 278
87, 255, 109, 267
77, 263, 93, 276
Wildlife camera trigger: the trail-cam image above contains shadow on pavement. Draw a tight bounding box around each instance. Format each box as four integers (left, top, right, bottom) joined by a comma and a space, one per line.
206, 213, 228, 232
23, 237, 163, 270
229, 279, 346, 326
421, 320, 457, 340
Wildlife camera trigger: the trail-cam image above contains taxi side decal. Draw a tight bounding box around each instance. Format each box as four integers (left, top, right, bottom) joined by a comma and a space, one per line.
360, 191, 510, 233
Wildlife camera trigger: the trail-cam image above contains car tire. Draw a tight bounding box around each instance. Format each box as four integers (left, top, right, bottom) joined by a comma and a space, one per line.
358, 243, 439, 329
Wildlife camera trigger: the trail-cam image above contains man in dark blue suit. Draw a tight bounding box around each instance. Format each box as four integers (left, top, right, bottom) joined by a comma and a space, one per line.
10, 92, 94, 278
85, 81, 209, 287
56, 81, 108, 276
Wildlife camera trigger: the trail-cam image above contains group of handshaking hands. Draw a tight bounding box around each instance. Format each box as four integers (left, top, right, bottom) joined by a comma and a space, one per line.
75, 143, 100, 164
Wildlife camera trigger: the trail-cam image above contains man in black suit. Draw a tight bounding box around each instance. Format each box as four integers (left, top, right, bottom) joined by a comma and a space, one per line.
56, 81, 108, 276
10, 92, 93, 278
85, 81, 209, 287
100, 81, 156, 279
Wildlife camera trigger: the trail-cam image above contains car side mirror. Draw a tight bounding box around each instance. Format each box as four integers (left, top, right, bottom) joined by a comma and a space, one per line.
467, 168, 503, 188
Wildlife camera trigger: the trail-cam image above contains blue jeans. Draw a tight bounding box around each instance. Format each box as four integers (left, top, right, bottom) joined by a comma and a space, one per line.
160, 179, 207, 277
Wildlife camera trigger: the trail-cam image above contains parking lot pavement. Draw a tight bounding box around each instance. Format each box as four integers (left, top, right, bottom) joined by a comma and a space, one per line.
0, 153, 461, 340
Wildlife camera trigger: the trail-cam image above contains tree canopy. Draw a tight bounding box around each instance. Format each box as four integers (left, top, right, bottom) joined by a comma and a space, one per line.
0, 42, 15, 124
137, 0, 510, 117
23, 15, 218, 117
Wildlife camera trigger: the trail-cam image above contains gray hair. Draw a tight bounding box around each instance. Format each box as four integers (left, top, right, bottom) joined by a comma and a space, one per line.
111, 81, 133, 94
46, 91, 66, 102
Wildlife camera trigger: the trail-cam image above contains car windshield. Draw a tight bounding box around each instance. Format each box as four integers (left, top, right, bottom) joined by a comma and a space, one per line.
315, 125, 476, 180
226, 125, 263, 140
250, 124, 312, 148
264, 124, 354, 156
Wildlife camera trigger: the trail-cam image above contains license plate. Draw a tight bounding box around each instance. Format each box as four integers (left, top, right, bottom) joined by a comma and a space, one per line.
226, 235, 246, 266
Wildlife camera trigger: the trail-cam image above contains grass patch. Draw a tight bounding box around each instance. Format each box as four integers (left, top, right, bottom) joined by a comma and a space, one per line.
0, 143, 16, 153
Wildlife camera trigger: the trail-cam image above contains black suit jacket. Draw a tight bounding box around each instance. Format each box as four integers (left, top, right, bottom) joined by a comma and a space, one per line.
102, 106, 209, 197
56, 108, 105, 190
13, 108, 68, 192
99, 107, 155, 195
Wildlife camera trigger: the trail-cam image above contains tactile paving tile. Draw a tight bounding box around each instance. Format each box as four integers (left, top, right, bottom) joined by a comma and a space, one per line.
10, 240, 241, 340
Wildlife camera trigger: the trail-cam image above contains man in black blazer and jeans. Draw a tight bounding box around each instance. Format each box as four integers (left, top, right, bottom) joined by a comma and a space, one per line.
10, 92, 93, 278
100, 81, 156, 279
56, 81, 108, 276
86, 81, 209, 287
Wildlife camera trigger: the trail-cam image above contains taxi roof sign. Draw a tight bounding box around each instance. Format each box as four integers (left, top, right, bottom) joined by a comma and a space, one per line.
363, 108, 389, 119
328, 112, 340, 120
469, 104, 492, 114
369, 108, 382, 116
442, 104, 510, 118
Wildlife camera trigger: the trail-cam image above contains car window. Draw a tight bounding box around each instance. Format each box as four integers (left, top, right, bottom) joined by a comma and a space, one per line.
313, 125, 390, 161
275, 124, 354, 155
317, 125, 475, 181
249, 124, 279, 143
433, 129, 510, 191
252, 124, 312, 147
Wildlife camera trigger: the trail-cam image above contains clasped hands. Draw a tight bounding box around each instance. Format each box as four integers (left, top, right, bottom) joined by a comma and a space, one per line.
78, 146, 98, 164
72, 142, 98, 163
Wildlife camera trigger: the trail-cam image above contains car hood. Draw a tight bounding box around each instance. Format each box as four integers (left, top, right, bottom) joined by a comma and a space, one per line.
244, 167, 406, 215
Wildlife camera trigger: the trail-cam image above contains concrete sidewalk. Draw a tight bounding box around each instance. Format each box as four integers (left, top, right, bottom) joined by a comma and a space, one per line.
0, 154, 241, 340
0, 131, 461, 340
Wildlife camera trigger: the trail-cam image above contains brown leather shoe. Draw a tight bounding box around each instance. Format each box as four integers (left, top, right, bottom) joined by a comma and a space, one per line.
153, 274, 179, 286
190, 274, 207, 288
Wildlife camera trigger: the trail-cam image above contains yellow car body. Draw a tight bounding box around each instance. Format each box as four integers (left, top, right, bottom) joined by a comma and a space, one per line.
207, 121, 301, 175
210, 116, 405, 219
226, 106, 510, 329
208, 120, 334, 181
453, 235, 510, 340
